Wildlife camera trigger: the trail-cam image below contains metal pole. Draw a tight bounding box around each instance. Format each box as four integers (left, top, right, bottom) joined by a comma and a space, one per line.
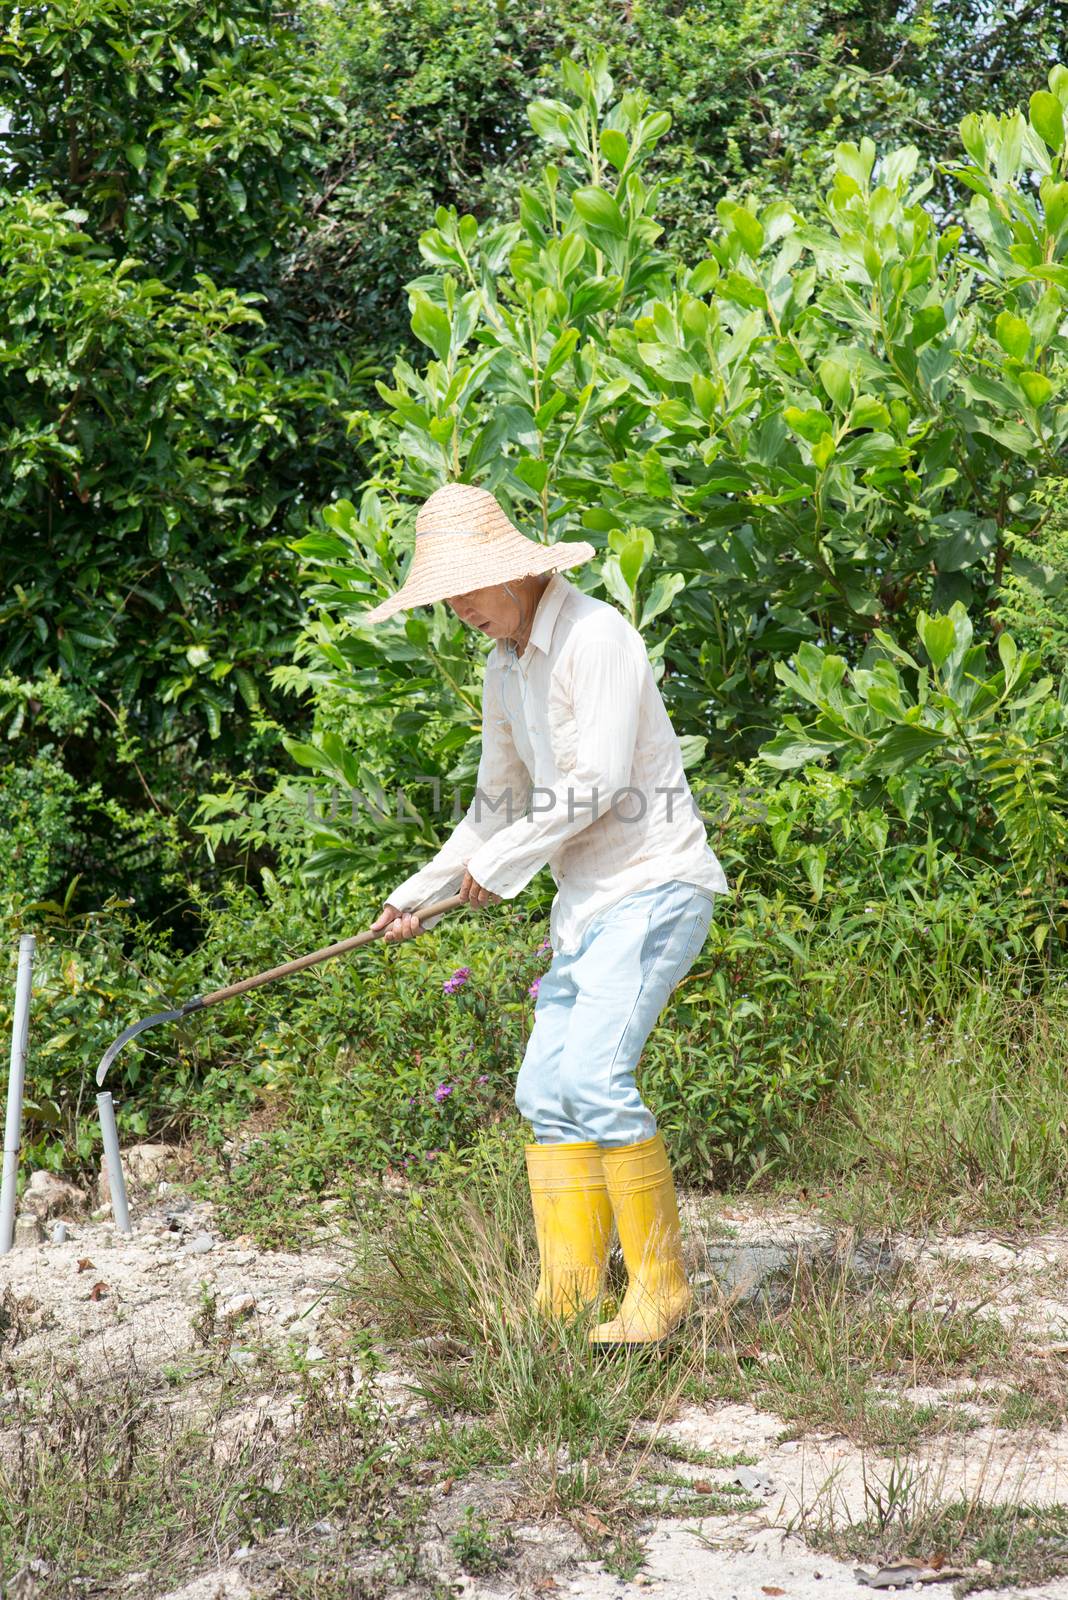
0, 934, 36, 1255
96, 1091, 131, 1234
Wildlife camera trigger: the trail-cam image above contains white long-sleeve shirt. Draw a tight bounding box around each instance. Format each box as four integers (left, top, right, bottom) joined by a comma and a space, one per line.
387, 573, 729, 954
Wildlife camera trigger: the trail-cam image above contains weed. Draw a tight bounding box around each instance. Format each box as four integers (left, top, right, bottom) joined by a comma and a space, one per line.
650, 1437, 758, 1470
798, 985, 1068, 1231
727, 1257, 1015, 1448
422, 1420, 509, 1476
355, 1135, 706, 1519
791, 1431, 1068, 1595
517, 1445, 634, 1523
449, 1506, 509, 1575
633, 1467, 759, 1518
602, 1533, 647, 1579
805, 1492, 1068, 1595
0, 1357, 421, 1596
994, 1386, 1067, 1431
190, 1281, 218, 1347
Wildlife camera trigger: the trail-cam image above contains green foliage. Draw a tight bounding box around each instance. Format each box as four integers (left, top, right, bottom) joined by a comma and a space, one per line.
799, 982, 1068, 1230
761, 605, 1068, 904
642, 890, 840, 1182
727, 772, 1063, 980
999, 470, 1068, 667
0, 188, 296, 718
296, 0, 1064, 354
0, 0, 340, 286
0, 0, 366, 919
0, 875, 539, 1180
0, 670, 185, 913
253, 55, 1068, 904
0, 753, 83, 906
449, 1508, 508, 1576
205, 902, 548, 1183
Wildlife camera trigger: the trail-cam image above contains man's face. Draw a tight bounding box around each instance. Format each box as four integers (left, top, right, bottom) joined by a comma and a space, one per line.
445, 582, 518, 639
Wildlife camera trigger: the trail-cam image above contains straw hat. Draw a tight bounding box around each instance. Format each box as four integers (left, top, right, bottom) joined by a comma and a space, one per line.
361, 483, 596, 624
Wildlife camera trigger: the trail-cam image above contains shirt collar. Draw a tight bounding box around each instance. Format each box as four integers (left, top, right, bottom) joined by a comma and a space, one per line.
525, 572, 570, 658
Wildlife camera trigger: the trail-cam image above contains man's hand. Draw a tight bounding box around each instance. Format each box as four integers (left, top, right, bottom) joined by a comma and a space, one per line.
459, 870, 502, 909
371, 903, 424, 943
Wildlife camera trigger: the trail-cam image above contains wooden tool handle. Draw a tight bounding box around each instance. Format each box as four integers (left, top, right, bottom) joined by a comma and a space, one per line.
198, 894, 469, 1007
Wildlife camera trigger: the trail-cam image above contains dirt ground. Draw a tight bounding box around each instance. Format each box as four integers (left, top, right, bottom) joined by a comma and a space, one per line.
4, 1182, 1068, 1600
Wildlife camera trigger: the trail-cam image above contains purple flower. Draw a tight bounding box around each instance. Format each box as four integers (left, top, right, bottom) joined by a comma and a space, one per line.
477, 1074, 489, 1085
537, 938, 552, 954
434, 1082, 454, 1103
528, 977, 541, 999
442, 966, 471, 995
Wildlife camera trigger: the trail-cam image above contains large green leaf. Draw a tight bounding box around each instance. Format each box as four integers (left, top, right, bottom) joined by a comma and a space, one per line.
572, 186, 627, 237
759, 733, 846, 768
528, 98, 572, 146
917, 613, 956, 669
784, 405, 832, 443
932, 514, 999, 572
1018, 369, 1053, 408
639, 571, 686, 629
818, 357, 852, 410
868, 725, 946, 771
619, 537, 650, 591
911, 305, 946, 347
410, 293, 452, 363
994, 311, 1031, 359
1030, 90, 1065, 151
600, 128, 629, 171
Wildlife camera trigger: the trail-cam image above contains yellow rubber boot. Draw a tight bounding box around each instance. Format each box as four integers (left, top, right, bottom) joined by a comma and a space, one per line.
525, 1141, 612, 1319
589, 1133, 692, 1345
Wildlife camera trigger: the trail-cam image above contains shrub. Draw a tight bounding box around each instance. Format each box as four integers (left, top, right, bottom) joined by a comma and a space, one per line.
7, 863, 1064, 1220
200, 53, 1068, 941
641, 891, 841, 1184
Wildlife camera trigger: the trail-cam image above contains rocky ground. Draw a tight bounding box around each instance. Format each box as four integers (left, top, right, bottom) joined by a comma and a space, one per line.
3, 1157, 1068, 1600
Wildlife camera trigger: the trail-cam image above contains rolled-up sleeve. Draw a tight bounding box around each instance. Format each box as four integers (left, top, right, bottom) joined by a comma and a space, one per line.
387, 663, 531, 924
465, 629, 642, 899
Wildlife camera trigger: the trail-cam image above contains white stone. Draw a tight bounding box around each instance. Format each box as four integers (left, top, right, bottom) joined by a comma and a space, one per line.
125, 1143, 178, 1187
220, 1293, 256, 1323
24, 1170, 87, 1219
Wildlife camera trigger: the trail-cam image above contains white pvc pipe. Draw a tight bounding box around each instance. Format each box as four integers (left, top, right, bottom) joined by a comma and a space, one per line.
96, 1091, 131, 1234
0, 933, 36, 1255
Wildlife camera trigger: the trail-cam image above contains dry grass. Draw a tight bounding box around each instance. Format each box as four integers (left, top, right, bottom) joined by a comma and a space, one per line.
0, 1347, 425, 1598
791, 1442, 1068, 1596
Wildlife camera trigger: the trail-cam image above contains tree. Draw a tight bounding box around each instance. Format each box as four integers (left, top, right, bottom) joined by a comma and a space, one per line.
0, 0, 364, 919
287, 0, 1068, 359
0, 0, 336, 290
246, 53, 1068, 901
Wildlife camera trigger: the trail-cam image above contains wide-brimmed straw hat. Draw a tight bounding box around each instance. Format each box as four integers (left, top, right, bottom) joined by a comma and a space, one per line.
361, 482, 596, 624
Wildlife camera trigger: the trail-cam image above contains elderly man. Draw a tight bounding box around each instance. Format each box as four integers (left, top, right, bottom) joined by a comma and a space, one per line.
365, 483, 728, 1343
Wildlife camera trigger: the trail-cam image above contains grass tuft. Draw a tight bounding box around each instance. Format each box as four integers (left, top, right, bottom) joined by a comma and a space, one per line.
797, 981, 1068, 1231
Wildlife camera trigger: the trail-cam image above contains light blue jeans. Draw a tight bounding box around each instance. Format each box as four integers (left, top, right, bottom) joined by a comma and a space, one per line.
515, 879, 716, 1147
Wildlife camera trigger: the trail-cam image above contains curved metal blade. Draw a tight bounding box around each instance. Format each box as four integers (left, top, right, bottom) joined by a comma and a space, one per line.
96, 1006, 186, 1087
